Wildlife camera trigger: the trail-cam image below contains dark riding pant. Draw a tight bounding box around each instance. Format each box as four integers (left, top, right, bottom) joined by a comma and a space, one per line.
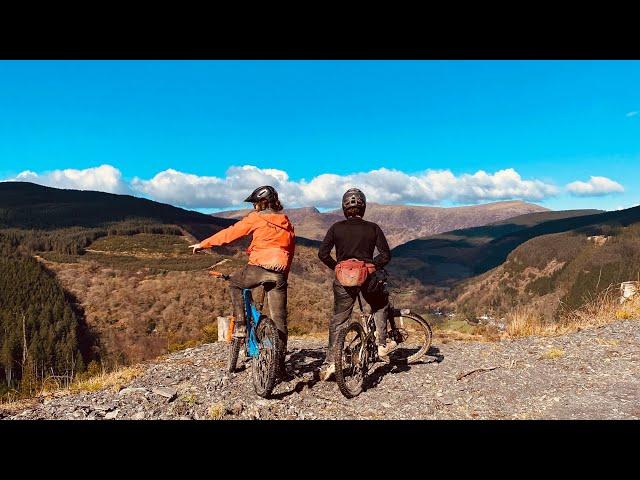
326, 278, 389, 364
228, 264, 288, 363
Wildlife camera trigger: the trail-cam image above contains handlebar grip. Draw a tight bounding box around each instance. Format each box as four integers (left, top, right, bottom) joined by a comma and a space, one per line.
209, 271, 230, 280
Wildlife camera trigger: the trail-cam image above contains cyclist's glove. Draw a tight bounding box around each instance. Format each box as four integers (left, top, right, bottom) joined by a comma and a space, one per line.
366, 269, 388, 294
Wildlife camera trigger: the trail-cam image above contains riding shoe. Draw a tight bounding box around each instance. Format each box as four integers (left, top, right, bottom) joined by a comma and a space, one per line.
320, 362, 336, 381
233, 322, 247, 338
377, 340, 398, 358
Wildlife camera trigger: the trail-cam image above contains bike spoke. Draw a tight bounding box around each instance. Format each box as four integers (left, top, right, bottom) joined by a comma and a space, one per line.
339, 325, 367, 392
252, 318, 280, 396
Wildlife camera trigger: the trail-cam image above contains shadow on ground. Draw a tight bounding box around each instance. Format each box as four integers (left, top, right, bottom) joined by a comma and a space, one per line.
271, 345, 444, 399
365, 345, 444, 390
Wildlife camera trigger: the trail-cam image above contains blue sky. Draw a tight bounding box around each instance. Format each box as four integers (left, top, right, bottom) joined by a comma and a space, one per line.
1, 60, 639, 211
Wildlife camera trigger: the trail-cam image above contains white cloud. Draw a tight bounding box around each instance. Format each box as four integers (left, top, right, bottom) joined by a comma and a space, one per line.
132, 165, 558, 208
131, 166, 299, 208
7, 164, 131, 195
566, 176, 624, 197
626, 111, 638, 117
3, 163, 564, 208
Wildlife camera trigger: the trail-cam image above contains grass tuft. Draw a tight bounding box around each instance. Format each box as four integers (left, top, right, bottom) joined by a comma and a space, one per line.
208, 402, 225, 420
69, 365, 144, 394
504, 286, 640, 339
540, 348, 565, 360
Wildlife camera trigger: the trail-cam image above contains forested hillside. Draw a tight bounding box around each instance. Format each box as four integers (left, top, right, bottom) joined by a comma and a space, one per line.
0, 182, 238, 398
0, 235, 94, 397
0, 182, 234, 247
0, 182, 234, 231
389, 209, 602, 285
452, 208, 640, 320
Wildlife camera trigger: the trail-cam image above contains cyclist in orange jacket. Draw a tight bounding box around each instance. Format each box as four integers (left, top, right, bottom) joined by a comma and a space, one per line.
190, 186, 295, 379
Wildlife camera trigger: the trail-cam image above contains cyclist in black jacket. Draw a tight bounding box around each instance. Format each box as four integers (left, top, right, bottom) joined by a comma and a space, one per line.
317, 188, 396, 381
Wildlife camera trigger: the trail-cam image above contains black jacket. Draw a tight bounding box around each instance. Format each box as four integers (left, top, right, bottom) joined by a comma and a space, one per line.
318, 217, 391, 270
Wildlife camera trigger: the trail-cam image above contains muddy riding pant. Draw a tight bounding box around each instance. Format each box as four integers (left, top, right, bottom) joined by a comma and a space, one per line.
228, 264, 288, 366
326, 279, 389, 364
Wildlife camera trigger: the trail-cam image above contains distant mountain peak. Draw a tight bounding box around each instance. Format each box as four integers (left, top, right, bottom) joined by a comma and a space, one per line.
288, 206, 320, 214
215, 201, 552, 248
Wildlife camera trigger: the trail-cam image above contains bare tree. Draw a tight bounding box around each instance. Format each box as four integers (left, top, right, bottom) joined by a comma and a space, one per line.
22, 313, 27, 368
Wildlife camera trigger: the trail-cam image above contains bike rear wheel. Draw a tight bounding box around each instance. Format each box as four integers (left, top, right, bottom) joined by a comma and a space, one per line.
388, 313, 432, 364
227, 337, 243, 373
252, 317, 282, 398
335, 320, 368, 398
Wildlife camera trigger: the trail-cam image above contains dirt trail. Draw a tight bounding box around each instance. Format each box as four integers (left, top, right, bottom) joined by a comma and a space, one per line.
4, 320, 639, 420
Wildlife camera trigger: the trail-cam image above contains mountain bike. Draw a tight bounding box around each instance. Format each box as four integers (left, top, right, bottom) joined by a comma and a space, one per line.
334, 293, 432, 398
210, 271, 282, 398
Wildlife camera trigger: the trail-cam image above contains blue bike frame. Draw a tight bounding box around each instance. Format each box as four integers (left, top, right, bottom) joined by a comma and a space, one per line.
243, 288, 263, 358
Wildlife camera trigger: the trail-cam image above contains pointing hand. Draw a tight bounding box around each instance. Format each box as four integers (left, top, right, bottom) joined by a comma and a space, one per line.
189, 243, 203, 254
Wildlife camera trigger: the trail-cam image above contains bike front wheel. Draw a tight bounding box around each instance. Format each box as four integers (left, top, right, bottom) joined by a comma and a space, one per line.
335, 320, 368, 399
388, 312, 432, 364
252, 317, 282, 398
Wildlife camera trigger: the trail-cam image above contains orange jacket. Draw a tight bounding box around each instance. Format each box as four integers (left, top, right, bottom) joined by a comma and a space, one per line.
200, 210, 295, 272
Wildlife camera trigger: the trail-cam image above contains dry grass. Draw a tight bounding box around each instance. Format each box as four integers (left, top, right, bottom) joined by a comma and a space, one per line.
1, 364, 144, 414
540, 348, 565, 360
505, 305, 563, 337
595, 338, 620, 347
180, 393, 198, 407
69, 365, 144, 394
208, 402, 225, 420
505, 286, 640, 339
435, 330, 493, 343
562, 286, 640, 330
0, 397, 39, 415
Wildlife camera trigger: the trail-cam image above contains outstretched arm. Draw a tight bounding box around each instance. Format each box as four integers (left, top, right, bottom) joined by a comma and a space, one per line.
318, 225, 337, 269
190, 214, 257, 253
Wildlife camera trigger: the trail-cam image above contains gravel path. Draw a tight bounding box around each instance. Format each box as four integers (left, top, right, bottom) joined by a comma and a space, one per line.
4, 320, 639, 420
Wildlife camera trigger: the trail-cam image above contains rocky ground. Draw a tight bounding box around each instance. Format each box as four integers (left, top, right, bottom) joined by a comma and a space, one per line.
3, 319, 639, 420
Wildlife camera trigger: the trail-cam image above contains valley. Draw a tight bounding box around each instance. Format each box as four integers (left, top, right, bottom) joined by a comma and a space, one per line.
2, 182, 640, 402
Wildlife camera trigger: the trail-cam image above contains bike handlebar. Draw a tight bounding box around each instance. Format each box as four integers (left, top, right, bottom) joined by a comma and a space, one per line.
209, 271, 231, 281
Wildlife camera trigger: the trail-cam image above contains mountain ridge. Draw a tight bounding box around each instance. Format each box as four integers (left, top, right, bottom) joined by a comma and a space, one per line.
388, 208, 604, 286
214, 200, 550, 248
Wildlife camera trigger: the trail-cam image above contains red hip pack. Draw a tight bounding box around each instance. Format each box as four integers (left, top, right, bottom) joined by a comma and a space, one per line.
335, 259, 376, 287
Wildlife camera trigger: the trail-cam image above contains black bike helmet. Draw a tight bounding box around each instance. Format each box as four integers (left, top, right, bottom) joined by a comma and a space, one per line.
244, 185, 278, 204
342, 188, 366, 218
